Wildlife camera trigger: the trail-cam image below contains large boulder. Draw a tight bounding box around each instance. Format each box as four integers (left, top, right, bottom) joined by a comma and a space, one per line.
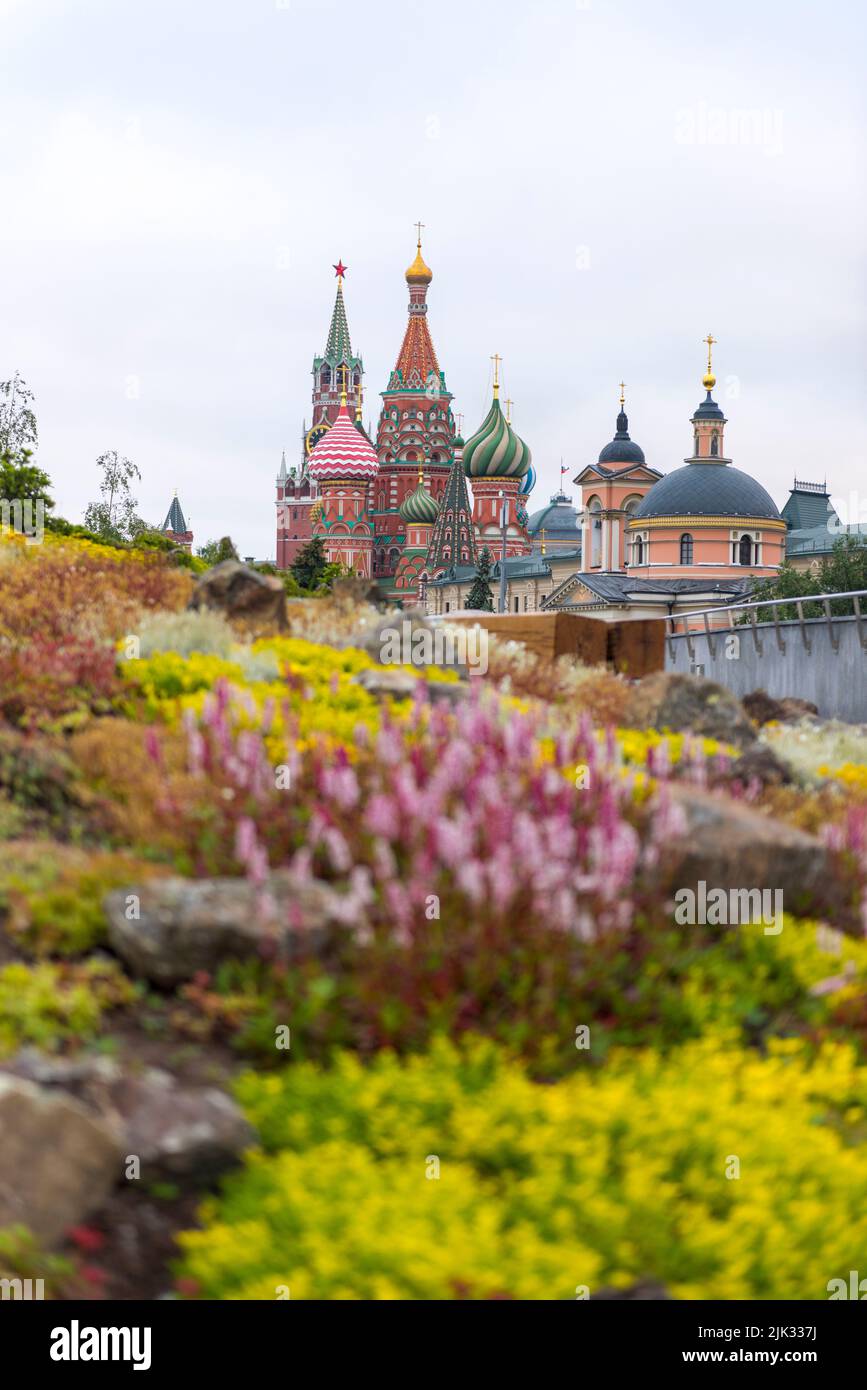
0, 1074, 123, 1246
188, 561, 287, 635
3, 1053, 254, 1186
660, 785, 857, 928
743, 689, 820, 727
105, 872, 364, 986
627, 672, 757, 750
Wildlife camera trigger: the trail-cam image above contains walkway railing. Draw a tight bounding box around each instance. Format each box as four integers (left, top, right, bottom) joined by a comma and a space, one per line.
665, 590, 867, 662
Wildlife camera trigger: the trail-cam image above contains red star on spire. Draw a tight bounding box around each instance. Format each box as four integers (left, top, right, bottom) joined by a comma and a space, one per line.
333, 260, 347, 279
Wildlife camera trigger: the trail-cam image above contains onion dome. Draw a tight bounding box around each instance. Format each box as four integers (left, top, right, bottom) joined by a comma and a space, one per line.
463, 392, 531, 479
307, 400, 379, 482
598, 405, 646, 465
633, 464, 781, 522
520, 462, 537, 496
399, 479, 440, 525
406, 238, 433, 286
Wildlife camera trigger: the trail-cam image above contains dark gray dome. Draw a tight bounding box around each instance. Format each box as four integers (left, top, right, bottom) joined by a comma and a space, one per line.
633, 463, 781, 522
598, 408, 646, 465
527, 492, 581, 538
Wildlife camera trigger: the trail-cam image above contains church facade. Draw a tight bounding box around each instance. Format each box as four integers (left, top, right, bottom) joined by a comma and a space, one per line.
276, 237, 534, 598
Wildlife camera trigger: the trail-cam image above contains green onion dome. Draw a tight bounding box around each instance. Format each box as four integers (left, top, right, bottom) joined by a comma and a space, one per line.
399, 479, 440, 525
463, 394, 531, 479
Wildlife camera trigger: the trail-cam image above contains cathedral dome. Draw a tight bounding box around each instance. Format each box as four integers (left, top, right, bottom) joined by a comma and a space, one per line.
520, 462, 537, 495
598, 407, 645, 465
463, 394, 531, 479
307, 402, 379, 482
399, 479, 440, 525
632, 463, 781, 522
406, 241, 433, 286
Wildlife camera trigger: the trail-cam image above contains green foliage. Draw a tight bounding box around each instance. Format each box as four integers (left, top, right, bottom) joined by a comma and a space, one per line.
197, 537, 238, 566
0, 372, 38, 458
749, 537, 867, 620
0, 958, 134, 1056
83, 450, 141, 541
0, 451, 54, 512
176, 1033, 867, 1300
290, 535, 329, 591
465, 547, 494, 611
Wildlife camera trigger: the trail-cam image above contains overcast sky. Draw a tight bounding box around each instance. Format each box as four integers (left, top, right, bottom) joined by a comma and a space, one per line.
2, 0, 865, 557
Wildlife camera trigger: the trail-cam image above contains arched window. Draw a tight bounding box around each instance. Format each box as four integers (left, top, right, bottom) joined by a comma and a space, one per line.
588, 496, 602, 567
710, 433, 719, 457
320, 366, 331, 390
739, 534, 753, 566
680, 533, 694, 565
634, 536, 644, 566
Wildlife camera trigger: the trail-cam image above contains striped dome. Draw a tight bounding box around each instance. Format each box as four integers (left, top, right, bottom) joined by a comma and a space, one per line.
400, 479, 439, 525
307, 403, 379, 482
463, 395, 531, 479
520, 462, 537, 496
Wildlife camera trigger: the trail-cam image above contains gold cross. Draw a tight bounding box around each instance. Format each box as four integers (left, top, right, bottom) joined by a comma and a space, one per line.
456, 412, 464, 434
704, 333, 716, 372
415, 220, 425, 246
540, 527, 547, 556
491, 353, 502, 390
619, 381, 626, 406
505, 397, 513, 423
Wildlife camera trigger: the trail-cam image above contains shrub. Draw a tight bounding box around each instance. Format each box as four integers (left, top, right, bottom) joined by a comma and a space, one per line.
0, 958, 134, 1056
0, 844, 167, 956
136, 608, 237, 660
0, 635, 119, 729
176, 1034, 867, 1300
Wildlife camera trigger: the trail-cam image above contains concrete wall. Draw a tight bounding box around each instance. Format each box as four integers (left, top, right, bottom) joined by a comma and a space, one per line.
666, 615, 867, 723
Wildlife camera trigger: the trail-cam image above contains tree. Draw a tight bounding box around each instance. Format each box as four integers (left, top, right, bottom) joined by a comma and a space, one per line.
0, 451, 54, 513
747, 535, 867, 621
83, 451, 141, 541
291, 535, 329, 591
196, 537, 239, 566
465, 548, 494, 611
0, 373, 38, 460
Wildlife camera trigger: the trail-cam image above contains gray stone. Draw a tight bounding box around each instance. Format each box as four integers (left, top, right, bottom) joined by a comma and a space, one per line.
188, 561, 287, 634
629, 671, 757, 750
105, 872, 361, 986
0, 1074, 123, 1246
663, 785, 856, 928
4, 1052, 255, 1186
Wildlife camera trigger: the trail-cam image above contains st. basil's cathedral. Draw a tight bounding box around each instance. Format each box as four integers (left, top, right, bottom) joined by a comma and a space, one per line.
275, 233, 537, 605
274, 231, 829, 617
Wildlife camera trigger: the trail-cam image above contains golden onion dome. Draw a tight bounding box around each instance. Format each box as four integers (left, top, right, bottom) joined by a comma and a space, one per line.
405, 239, 433, 286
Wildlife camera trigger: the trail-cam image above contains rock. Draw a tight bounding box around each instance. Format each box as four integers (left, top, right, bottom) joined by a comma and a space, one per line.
662, 785, 856, 928
0, 1074, 123, 1246
352, 669, 469, 706
330, 575, 388, 610
725, 744, 795, 788
3, 1052, 255, 1187
105, 872, 361, 986
743, 689, 820, 726
627, 672, 757, 750
188, 561, 287, 635
353, 668, 418, 700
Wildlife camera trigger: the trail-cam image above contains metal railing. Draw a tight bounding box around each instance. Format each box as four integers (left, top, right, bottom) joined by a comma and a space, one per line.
666, 590, 867, 662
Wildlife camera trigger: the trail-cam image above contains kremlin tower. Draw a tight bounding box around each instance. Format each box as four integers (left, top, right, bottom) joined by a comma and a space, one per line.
276, 262, 362, 570
462, 356, 533, 558
371, 229, 458, 597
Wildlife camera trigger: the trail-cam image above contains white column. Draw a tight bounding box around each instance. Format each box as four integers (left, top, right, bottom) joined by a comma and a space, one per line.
601, 517, 609, 571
